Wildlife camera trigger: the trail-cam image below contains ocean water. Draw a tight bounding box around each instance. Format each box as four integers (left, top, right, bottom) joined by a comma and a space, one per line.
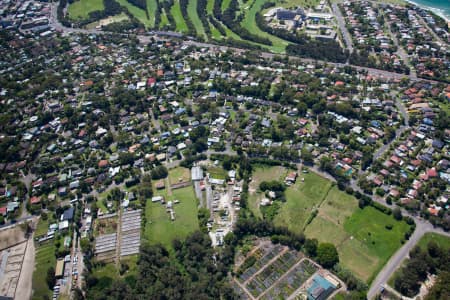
406, 0, 450, 21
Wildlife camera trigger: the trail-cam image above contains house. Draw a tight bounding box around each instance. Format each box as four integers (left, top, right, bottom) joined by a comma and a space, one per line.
285, 172, 298, 184
62, 207, 74, 221
30, 196, 41, 205
152, 196, 164, 202
155, 180, 165, 190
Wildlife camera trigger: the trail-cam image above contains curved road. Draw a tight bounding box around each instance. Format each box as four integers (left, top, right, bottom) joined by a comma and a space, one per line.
48, 5, 450, 299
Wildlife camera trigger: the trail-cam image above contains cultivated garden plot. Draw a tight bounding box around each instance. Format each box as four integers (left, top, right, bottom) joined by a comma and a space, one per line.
247, 251, 302, 297
261, 259, 318, 300
234, 241, 343, 299
237, 244, 284, 283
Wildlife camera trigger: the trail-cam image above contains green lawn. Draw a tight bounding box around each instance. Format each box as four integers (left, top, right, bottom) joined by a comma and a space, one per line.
144, 186, 199, 249
171, 0, 189, 32
187, 0, 206, 38
35, 216, 54, 237
116, 0, 153, 28
306, 190, 412, 284
274, 171, 332, 233
240, 0, 289, 53
417, 232, 450, 251
68, 0, 104, 20
32, 242, 56, 300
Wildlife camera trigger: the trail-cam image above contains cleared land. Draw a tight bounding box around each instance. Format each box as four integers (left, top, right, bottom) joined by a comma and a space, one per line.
68, 0, 104, 20
0, 226, 27, 250
305, 189, 411, 283
144, 185, 199, 249
274, 171, 332, 233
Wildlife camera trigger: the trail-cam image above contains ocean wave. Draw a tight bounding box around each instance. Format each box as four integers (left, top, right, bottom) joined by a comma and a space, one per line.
404, 0, 450, 22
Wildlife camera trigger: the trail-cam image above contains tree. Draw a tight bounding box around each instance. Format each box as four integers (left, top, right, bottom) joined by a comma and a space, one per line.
393, 207, 402, 221
316, 243, 339, 268
151, 165, 168, 180
46, 267, 56, 288
304, 238, 318, 257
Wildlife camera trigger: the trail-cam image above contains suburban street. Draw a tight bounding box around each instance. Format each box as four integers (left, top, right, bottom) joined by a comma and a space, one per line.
7, 3, 439, 300
47, 2, 435, 85
331, 2, 354, 54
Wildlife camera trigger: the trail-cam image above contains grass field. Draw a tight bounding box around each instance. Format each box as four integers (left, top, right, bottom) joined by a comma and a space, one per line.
187, 0, 206, 38
32, 242, 56, 300
240, 0, 289, 52
168, 167, 190, 185
248, 165, 288, 219
144, 186, 199, 249
207, 166, 228, 179
68, 0, 104, 20
305, 189, 411, 283
171, 0, 189, 32
274, 171, 332, 233
417, 232, 450, 251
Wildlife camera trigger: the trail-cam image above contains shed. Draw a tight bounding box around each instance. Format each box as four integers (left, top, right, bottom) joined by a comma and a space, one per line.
55, 259, 65, 278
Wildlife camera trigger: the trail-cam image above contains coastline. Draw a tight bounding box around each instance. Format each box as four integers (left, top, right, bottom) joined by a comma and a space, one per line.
404, 0, 450, 23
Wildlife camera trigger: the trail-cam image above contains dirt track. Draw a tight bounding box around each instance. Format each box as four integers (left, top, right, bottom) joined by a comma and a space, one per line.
15, 237, 34, 300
